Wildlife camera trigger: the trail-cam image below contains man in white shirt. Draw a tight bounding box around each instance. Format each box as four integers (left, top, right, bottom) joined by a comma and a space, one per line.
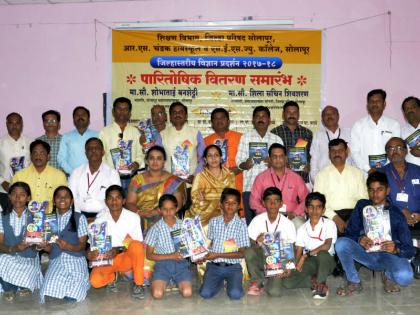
0, 113, 32, 209
401, 96, 420, 166
88, 185, 145, 299
236, 106, 284, 225
245, 187, 296, 296
69, 138, 120, 221
351, 89, 401, 174
310, 106, 352, 183
314, 139, 367, 233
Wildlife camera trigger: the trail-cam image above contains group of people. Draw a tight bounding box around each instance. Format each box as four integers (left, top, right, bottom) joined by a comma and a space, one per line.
0, 89, 418, 304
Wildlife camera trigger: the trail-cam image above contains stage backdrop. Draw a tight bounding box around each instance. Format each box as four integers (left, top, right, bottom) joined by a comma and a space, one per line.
112, 29, 322, 135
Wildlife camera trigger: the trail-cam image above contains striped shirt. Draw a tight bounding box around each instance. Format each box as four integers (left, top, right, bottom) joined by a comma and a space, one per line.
145, 218, 183, 255
0, 209, 27, 236
37, 134, 63, 170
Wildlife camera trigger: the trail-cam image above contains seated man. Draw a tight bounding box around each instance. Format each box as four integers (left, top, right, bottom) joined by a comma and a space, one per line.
88, 185, 145, 299
335, 172, 415, 296
199, 188, 250, 300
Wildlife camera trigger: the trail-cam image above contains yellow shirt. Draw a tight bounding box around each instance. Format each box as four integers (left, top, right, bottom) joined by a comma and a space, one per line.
314, 164, 368, 219
12, 164, 67, 213
99, 122, 144, 171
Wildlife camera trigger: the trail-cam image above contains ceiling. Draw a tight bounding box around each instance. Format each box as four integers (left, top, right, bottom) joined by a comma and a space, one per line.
0, 0, 142, 5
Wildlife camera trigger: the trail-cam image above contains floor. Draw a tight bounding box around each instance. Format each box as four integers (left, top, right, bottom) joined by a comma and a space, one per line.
1, 268, 420, 315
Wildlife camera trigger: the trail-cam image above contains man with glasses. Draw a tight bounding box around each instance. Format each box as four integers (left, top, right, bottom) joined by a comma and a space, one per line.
37, 110, 62, 169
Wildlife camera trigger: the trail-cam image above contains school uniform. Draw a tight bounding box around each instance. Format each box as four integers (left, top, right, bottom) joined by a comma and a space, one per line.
199, 215, 250, 300
40, 211, 90, 303
144, 218, 192, 284
0, 209, 43, 294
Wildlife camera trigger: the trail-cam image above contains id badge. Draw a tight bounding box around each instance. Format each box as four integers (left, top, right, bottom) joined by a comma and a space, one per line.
396, 192, 409, 202
223, 238, 238, 253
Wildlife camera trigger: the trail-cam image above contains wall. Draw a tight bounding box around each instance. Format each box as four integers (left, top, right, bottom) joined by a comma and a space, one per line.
0, 0, 419, 137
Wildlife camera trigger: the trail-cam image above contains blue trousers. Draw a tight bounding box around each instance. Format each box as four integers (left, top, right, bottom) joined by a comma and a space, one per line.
199, 263, 244, 300
335, 237, 413, 285
242, 191, 255, 226
0, 277, 20, 293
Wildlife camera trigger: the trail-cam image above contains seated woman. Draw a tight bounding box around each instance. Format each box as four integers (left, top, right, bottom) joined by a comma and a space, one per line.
0, 182, 43, 302
39, 186, 89, 303
126, 145, 185, 232
186, 144, 236, 227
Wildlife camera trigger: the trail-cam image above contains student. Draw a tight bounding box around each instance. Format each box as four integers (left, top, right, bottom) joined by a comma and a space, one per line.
88, 185, 145, 299
295, 192, 337, 299
39, 186, 90, 303
245, 187, 296, 296
0, 182, 43, 302
144, 194, 193, 299
199, 188, 250, 300
336, 172, 415, 296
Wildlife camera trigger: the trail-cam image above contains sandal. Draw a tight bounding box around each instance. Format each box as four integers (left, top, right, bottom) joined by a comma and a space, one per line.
3, 291, 16, 302
382, 273, 400, 293
17, 288, 32, 297
336, 281, 363, 296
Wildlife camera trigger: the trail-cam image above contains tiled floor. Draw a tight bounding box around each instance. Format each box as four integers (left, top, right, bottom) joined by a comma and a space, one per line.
1, 268, 420, 315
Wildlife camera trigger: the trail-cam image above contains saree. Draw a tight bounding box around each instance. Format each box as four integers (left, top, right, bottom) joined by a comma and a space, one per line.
186, 167, 236, 227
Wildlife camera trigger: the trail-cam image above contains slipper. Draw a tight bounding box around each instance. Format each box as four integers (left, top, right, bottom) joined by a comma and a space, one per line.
336, 281, 363, 296
382, 273, 400, 293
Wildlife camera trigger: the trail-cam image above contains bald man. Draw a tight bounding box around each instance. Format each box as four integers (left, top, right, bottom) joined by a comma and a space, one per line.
310, 106, 352, 184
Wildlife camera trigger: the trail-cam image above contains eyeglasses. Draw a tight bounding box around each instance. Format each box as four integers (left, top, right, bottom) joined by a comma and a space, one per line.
386, 146, 406, 153
44, 119, 58, 125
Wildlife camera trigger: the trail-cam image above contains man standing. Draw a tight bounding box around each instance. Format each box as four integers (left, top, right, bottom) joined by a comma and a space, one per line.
160, 101, 205, 184
99, 97, 144, 193
37, 110, 62, 170
250, 143, 308, 228
12, 140, 67, 213
310, 106, 352, 183
401, 96, 420, 166
0, 113, 32, 209
57, 106, 98, 176
314, 139, 367, 233
236, 106, 284, 225
271, 101, 313, 183
139, 104, 166, 152
69, 138, 121, 221
351, 89, 401, 174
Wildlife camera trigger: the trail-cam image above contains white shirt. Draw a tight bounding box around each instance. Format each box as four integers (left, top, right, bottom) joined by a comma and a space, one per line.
69, 162, 121, 214
0, 134, 32, 193
296, 217, 337, 255
94, 208, 143, 247
402, 122, 420, 166
248, 212, 296, 243
309, 126, 352, 183
351, 115, 401, 173
236, 129, 284, 191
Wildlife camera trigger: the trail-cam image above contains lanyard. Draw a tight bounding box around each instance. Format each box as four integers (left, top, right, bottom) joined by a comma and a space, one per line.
265, 214, 281, 233
306, 218, 324, 241
390, 165, 407, 192
87, 171, 101, 194
325, 128, 341, 142
270, 170, 287, 192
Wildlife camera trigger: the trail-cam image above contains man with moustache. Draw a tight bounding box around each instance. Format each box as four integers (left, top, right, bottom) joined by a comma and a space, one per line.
351, 89, 401, 175
236, 106, 284, 224
271, 101, 313, 183
401, 97, 420, 166
314, 139, 367, 233
57, 106, 98, 176
310, 106, 352, 183
139, 104, 166, 151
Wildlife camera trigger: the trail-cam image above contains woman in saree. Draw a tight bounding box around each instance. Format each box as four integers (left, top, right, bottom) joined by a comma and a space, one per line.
126, 145, 185, 232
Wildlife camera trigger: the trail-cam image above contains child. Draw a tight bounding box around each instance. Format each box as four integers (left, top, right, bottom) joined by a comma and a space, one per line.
336, 172, 415, 295
295, 192, 337, 299
144, 194, 193, 299
199, 188, 250, 300
39, 186, 90, 303
0, 182, 43, 302
245, 187, 296, 296
88, 185, 145, 299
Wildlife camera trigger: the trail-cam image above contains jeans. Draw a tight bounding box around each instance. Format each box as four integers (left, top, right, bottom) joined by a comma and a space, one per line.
199, 263, 244, 300
335, 237, 413, 285
242, 191, 255, 226
0, 278, 19, 293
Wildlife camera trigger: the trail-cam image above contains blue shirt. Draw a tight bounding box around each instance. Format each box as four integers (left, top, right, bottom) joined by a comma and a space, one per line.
379, 162, 420, 213
345, 199, 415, 259
57, 128, 98, 175
144, 218, 183, 254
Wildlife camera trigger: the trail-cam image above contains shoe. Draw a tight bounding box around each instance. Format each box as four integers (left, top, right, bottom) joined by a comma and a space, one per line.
106, 273, 119, 293
310, 276, 318, 293
132, 284, 145, 299
382, 273, 400, 293
247, 281, 264, 296
3, 291, 15, 302
17, 288, 32, 297
313, 283, 329, 299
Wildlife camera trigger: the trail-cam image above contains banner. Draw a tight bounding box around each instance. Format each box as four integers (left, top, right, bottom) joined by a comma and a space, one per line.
112, 29, 322, 135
